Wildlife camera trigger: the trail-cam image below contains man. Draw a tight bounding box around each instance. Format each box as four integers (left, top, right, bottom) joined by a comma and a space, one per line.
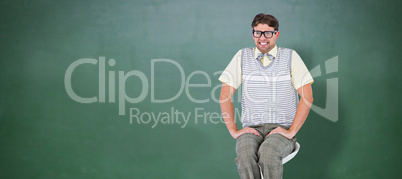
219, 13, 314, 179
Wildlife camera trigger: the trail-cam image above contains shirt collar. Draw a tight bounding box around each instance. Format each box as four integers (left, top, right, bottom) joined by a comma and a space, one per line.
254, 45, 278, 59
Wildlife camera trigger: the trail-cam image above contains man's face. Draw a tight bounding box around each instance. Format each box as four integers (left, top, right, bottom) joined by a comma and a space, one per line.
253, 23, 280, 54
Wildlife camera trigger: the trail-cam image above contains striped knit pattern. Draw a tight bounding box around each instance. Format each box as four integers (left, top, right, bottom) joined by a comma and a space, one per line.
241, 47, 298, 127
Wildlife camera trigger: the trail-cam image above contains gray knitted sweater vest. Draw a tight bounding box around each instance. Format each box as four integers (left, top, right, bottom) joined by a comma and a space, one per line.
241, 47, 298, 127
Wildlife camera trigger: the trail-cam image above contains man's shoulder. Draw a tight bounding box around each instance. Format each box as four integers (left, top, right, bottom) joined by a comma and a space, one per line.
238, 47, 256, 58
239, 47, 254, 51
237, 47, 255, 56
278, 46, 295, 52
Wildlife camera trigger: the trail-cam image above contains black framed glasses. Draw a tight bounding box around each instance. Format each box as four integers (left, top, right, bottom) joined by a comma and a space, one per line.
252, 30, 277, 38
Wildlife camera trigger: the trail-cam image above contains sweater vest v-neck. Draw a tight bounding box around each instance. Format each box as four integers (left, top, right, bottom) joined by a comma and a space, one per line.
241, 47, 298, 127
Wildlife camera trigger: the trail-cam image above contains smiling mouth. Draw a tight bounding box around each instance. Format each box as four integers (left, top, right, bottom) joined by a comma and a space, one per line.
259, 42, 268, 45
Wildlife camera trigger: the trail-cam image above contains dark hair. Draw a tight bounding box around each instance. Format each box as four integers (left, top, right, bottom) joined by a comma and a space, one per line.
251, 13, 279, 31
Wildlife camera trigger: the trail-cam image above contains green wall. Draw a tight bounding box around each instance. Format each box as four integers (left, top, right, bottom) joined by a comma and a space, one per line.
0, 0, 401, 178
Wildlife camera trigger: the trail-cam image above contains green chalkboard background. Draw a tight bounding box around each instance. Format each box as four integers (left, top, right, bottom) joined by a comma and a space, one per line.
1, 0, 401, 178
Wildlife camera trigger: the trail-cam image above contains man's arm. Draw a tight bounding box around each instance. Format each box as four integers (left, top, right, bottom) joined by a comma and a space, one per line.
220, 83, 260, 139
266, 83, 314, 139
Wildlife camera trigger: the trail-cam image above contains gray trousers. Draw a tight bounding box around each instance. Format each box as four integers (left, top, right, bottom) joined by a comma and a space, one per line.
235, 123, 296, 179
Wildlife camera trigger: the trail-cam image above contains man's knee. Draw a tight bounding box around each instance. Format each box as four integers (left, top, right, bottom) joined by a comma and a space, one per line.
258, 142, 281, 160
236, 142, 259, 160
258, 134, 294, 164
235, 148, 258, 168
257, 136, 285, 164
235, 134, 260, 165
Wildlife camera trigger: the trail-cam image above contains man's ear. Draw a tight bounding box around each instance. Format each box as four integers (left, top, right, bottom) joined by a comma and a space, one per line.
275, 31, 280, 39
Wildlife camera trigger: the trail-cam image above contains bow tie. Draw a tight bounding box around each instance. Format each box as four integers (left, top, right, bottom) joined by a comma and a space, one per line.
256, 53, 274, 61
